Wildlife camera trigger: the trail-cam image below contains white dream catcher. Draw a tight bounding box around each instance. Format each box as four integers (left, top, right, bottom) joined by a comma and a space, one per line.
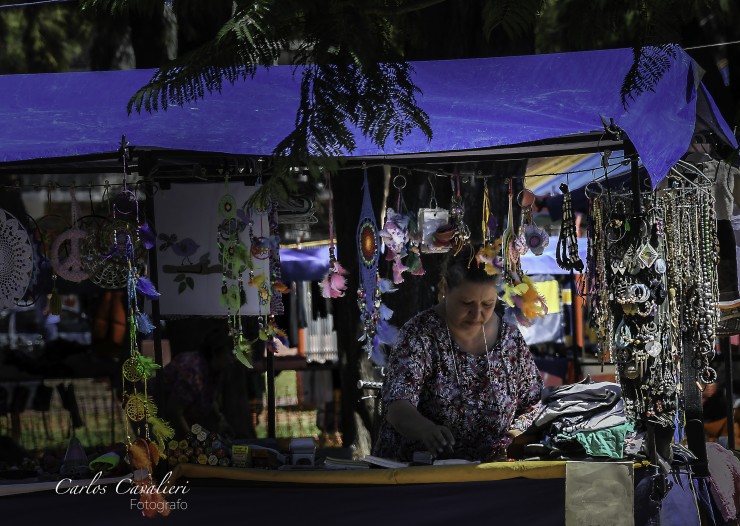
0, 208, 34, 309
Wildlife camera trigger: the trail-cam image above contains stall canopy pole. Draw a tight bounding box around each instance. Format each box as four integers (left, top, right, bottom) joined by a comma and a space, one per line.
140, 153, 164, 389
723, 337, 735, 450
625, 140, 643, 217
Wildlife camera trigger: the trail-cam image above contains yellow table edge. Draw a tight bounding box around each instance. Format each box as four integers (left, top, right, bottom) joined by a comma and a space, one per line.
170, 460, 568, 486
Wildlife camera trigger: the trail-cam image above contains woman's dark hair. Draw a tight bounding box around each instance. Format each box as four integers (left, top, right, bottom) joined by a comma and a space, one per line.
439, 243, 499, 293
199, 323, 233, 360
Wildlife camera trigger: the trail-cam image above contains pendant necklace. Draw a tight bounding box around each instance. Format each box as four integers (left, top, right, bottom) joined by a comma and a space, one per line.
446, 323, 492, 389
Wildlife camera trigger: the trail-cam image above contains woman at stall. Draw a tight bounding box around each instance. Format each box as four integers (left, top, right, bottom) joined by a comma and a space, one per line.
373, 244, 543, 462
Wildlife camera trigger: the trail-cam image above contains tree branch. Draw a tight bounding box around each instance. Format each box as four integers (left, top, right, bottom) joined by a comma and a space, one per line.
365, 0, 449, 17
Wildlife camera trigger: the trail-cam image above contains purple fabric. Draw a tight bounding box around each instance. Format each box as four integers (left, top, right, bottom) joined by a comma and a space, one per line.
0, 47, 735, 186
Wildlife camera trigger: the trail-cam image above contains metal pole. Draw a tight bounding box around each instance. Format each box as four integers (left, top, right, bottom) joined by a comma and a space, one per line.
266, 351, 276, 438
141, 154, 163, 371
723, 337, 735, 449
625, 140, 643, 217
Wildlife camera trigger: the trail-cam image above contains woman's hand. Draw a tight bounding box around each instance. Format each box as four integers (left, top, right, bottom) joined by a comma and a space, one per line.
412, 420, 456, 455
385, 400, 455, 455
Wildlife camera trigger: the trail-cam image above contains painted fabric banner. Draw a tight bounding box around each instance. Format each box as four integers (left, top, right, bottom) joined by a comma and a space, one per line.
153, 183, 269, 316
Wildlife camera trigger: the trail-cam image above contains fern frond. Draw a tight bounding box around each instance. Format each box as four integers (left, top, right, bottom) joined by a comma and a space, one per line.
482, 0, 544, 41
127, 1, 286, 114
621, 44, 678, 109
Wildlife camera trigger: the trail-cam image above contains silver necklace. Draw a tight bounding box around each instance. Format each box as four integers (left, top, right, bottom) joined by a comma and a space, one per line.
446, 323, 492, 389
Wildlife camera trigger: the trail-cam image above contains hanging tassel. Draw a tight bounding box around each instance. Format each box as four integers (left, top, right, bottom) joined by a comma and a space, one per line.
379, 303, 394, 320
136, 276, 161, 300
139, 222, 157, 250
320, 260, 348, 299
391, 257, 408, 284
375, 318, 400, 347
378, 278, 397, 294
369, 338, 387, 366
49, 276, 62, 315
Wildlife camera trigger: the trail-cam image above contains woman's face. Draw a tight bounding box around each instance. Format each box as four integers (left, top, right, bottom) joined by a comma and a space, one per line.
443, 280, 498, 333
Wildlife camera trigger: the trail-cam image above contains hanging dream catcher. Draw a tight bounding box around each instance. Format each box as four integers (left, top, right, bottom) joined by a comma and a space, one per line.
81, 216, 144, 289
0, 208, 34, 309
357, 167, 398, 365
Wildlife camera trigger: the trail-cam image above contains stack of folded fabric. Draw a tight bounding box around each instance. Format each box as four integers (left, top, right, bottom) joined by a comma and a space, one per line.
527, 376, 631, 460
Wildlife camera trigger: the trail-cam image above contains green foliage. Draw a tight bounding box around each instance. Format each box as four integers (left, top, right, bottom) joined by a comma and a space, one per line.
0, 5, 92, 73
82, 0, 433, 196
621, 44, 678, 109
482, 0, 544, 42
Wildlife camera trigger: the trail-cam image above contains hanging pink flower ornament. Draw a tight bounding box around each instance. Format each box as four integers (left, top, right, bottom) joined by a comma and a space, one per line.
320, 250, 349, 298
379, 208, 411, 284
524, 224, 550, 256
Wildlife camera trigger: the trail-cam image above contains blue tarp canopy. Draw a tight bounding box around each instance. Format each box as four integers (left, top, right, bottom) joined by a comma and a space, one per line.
0, 46, 735, 186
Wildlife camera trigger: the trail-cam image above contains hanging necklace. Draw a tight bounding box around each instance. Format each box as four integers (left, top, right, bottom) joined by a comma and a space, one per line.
446, 323, 492, 389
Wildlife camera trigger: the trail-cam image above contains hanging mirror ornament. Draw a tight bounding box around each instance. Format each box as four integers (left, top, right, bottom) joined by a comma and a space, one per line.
51, 187, 89, 283
0, 208, 34, 309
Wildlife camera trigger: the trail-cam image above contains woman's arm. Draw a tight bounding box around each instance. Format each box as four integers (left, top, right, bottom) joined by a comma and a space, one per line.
385, 399, 455, 454
508, 328, 544, 433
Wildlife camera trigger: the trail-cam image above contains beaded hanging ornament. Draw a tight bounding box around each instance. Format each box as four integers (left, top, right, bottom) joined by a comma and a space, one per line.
356, 167, 399, 365
320, 172, 349, 298
556, 183, 584, 272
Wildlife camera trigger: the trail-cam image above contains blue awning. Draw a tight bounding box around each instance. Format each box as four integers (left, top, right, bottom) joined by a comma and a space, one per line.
0, 46, 735, 186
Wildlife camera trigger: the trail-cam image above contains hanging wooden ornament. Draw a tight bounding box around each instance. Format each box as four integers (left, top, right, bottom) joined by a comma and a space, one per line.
51, 187, 89, 283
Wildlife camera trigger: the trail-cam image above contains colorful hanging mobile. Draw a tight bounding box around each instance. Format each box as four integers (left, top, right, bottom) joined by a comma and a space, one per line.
321, 172, 349, 298
501, 179, 548, 326
217, 176, 253, 368
113, 143, 173, 516
0, 207, 33, 310
379, 172, 424, 284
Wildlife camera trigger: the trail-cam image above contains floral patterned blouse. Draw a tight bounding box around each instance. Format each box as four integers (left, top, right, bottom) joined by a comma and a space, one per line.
373, 308, 543, 462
